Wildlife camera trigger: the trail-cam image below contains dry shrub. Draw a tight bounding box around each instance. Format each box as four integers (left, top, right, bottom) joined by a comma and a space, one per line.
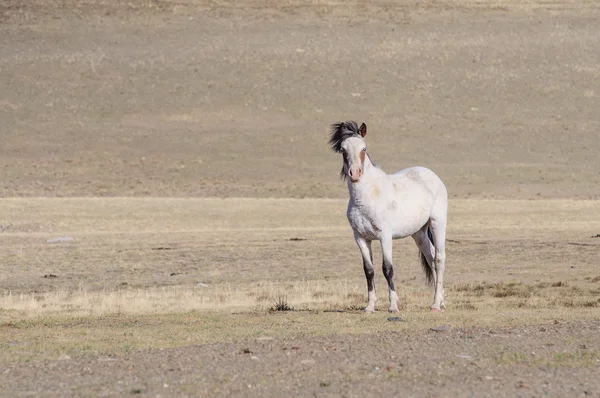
582, 300, 598, 308
270, 296, 292, 312
490, 283, 532, 299
455, 301, 477, 311
550, 297, 599, 308
451, 282, 486, 296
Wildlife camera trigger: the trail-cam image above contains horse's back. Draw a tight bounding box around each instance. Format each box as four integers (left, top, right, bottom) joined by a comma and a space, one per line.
391, 166, 446, 198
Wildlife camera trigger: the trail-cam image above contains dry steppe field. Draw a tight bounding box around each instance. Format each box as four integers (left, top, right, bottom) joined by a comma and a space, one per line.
1, 1, 600, 397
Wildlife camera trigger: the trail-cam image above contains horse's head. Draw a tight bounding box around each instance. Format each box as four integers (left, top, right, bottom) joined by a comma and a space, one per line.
329, 121, 368, 183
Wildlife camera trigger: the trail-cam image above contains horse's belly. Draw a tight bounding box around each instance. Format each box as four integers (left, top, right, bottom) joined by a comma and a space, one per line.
388, 200, 432, 239
390, 224, 422, 239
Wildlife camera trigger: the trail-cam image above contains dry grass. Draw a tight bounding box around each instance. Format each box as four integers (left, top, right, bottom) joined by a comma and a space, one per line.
1, 198, 599, 364
450, 280, 600, 309
0, 280, 367, 319
2, 277, 598, 321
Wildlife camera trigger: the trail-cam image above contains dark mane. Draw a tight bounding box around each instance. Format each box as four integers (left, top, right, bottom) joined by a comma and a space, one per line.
329, 121, 361, 153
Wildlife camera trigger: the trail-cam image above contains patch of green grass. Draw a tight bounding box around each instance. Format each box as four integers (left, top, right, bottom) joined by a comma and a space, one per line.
2, 307, 600, 365
496, 352, 529, 365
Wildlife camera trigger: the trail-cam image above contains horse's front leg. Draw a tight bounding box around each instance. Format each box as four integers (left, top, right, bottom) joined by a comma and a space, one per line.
354, 231, 376, 313
381, 235, 399, 313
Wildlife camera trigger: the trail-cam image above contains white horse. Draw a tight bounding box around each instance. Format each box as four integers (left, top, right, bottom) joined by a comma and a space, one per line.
329, 121, 448, 312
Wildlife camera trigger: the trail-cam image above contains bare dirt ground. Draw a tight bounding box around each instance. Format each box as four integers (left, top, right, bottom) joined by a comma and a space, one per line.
1, 0, 600, 199
1, 0, 600, 397
4, 321, 600, 397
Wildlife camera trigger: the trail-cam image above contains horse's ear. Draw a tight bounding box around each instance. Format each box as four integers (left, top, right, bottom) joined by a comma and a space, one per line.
359, 123, 367, 137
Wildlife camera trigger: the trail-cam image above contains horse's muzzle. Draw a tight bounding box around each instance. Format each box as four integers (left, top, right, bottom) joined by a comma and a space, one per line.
349, 168, 362, 183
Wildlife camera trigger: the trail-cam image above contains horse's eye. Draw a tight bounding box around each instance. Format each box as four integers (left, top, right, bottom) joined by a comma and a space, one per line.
363, 147, 367, 152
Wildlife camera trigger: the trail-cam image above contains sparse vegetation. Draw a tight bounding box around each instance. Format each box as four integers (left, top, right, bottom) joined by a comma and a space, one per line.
271, 296, 292, 312
2, 0, 600, 394
0, 198, 599, 377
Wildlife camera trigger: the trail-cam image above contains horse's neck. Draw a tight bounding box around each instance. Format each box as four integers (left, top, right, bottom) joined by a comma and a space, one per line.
347, 158, 387, 205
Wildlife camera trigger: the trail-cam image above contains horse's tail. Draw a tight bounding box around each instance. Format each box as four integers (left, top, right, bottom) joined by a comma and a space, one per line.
420, 226, 435, 286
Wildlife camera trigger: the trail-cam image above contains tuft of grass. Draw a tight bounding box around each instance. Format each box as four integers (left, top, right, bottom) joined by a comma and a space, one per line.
582, 300, 598, 308
452, 282, 485, 293
490, 282, 532, 298
455, 301, 477, 311
270, 296, 292, 312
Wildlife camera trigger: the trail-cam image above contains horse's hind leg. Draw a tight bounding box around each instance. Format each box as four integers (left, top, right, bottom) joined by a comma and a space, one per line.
412, 225, 439, 309
412, 225, 436, 281
354, 231, 376, 313
429, 215, 447, 311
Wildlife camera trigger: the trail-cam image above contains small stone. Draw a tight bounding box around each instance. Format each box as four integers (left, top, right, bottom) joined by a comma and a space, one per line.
430, 325, 452, 332
388, 316, 406, 322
